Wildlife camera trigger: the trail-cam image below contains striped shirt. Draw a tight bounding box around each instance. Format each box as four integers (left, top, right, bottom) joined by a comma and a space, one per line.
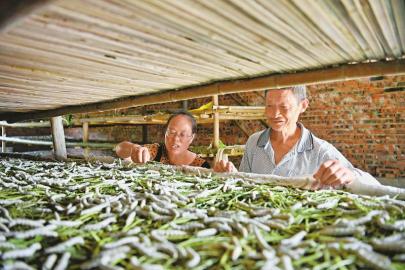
239, 123, 380, 185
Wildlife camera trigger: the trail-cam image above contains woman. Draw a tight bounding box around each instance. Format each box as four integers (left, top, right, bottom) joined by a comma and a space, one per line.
115, 111, 210, 168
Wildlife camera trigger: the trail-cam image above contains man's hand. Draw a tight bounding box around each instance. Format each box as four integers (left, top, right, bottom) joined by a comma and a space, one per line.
313, 160, 355, 189
130, 146, 151, 163
213, 160, 238, 173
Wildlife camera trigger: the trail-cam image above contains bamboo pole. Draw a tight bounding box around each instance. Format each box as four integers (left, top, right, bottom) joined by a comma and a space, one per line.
50, 116, 67, 160
0, 136, 115, 148
82, 122, 89, 144
1, 126, 6, 153
1, 60, 405, 123
212, 95, 219, 149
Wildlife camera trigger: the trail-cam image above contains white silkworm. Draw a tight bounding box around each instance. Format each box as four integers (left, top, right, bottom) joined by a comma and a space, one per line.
281, 231, 307, 247
0, 199, 23, 205
54, 252, 71, 270
253, 226, 271, 250
2, 242, 41, 259
186, 247, 200, 268
104, 236, 139, 249
281, 255, 294, 270
232, 237, 242, 262
45, 236, 84, 253
12, 225, 58, 239
83, 216, 116, 231
317, 198, 340, 209
196, 228, 217, 238
8, 218, 45, 228
0, 222, 9, 232
126, 227, 141, 235
4, 261, 34, 270
49, 220, 82, 227
80, 202, 111, 216
125, 211, 136, 227
0, 242, 15, 249
42, 254, 58, 270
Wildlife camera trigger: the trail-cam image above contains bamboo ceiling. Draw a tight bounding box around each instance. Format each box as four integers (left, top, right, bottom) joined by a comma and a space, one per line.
0, 0, 405, 121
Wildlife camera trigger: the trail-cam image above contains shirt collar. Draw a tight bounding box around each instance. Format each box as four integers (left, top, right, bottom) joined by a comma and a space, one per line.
256, 123, 314, 152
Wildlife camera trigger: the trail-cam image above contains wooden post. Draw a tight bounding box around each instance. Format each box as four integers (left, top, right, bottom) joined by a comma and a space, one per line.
142, 125, 148, 144
82, 121, 89, 157
50, 116, 67, 160
182, 100, 188, 110
82, 122, 89, 144
213, 95, 220, 149
1, 126, 6, 153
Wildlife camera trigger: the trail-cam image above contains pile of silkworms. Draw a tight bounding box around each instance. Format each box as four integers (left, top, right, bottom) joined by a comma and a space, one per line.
0, 157, 404, 270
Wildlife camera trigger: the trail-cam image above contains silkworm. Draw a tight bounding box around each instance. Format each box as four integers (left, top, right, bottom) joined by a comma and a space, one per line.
0, 242, 15, 249
155, 242, 178, 259
196, 228, 217, 238
12, 225, 58, 239
371, 239, 405, 253
49, 220, 82, 227
152, 229, 189, 240
130, 256, 164, 270
126, 227, 141, 235
43, 254, 58, 270
83, 216, 116, 231
281, 231, 307, 247
316, 198, 340, 209
319, 226, 365, 236
231, 237, 242, 262
0, 222, 9, 232
171, 222, 205, 231
2, 242, 42, 259
4, 261, 35, 270
125, 211, 136, 227
281, 255, 294, 270
0, 206, 12, 220
211, 222, 232, 232
8, 218, 45, 228
53, 252, 71, 270
0, 199, 23, 205
253, 226, 271, 250
131, 242, 166, 259
231, 222, 248, 238
46, 236, 84, 253
355, 248, 392, 270
186, 247, 200, 268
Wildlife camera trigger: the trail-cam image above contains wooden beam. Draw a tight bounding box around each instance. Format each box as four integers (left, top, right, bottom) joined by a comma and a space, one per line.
50, 116, 67, 160
1, 60, 404, 123
1, 126, 6, 153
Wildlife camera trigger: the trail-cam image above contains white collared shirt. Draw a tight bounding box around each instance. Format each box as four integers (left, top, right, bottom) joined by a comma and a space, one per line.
239, 123, 380, 185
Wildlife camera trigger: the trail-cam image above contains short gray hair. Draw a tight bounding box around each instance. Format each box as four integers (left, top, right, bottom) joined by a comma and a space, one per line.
266, 85, 307, 103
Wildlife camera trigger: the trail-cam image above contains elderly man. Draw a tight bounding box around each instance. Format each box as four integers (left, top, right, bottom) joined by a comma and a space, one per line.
214, 85, 380, 188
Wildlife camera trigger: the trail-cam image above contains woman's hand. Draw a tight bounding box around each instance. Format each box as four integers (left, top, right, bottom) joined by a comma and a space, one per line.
213, 160, 238, 173
130, 145, 151, 163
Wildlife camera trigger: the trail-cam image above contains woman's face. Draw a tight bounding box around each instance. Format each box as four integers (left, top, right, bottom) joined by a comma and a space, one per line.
164, 115, 194, 155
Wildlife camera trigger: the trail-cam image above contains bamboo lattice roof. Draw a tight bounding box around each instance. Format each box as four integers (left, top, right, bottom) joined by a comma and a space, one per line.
0, 0, 404, 121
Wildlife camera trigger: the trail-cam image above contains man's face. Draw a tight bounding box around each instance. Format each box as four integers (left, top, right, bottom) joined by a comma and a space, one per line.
265, 89, 308, 132
164, 115, 194, 154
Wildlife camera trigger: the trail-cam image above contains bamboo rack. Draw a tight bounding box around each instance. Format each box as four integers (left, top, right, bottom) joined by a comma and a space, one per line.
0, 0, 404, 121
